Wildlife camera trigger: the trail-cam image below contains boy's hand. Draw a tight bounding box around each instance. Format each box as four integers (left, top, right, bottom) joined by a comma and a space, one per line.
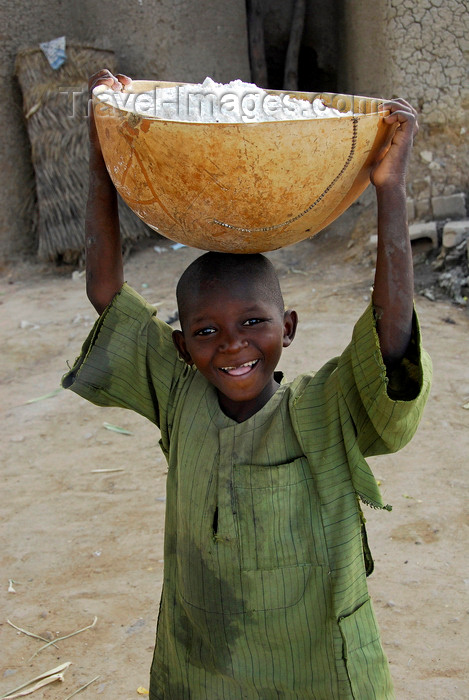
370, 99, 419, 191
87, 69, 132, 156
88, 68, 132, 96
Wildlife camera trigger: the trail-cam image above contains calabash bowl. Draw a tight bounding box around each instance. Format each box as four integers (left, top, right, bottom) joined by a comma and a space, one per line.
93, 81, 394, 253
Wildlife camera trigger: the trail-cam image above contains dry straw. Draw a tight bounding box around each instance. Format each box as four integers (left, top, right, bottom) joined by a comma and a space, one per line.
15, 42, 149, 264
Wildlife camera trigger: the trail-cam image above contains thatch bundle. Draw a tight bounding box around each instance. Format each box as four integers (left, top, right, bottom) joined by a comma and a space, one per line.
15, 42, 150, 264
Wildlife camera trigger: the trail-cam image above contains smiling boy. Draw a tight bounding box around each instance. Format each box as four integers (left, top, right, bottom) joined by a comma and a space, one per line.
173, 253, 297, 422
62, 70, 431, 699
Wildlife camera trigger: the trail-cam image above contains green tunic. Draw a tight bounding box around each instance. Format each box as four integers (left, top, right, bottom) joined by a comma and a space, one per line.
62, 284, 432, 699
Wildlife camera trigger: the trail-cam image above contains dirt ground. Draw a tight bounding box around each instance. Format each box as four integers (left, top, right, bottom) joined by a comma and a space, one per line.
1, 232, 468, 700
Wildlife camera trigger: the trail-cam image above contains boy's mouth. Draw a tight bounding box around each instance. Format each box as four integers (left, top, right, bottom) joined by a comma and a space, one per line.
219, 359, 259, 376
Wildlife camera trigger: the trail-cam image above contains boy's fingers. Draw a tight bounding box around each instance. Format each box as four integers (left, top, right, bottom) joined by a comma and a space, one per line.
115, 73, 132, 86
88, 69, 131, 98
88, 68, 114, 92
384, 110, 419, 141
380, 99, 418, 123
379, 101, 419, 140
379, 99, 418, 125
380, 97, 417, 113
90, 68, 114, 80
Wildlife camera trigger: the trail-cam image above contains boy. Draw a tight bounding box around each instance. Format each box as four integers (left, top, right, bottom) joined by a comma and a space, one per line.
62, 69, 431, 698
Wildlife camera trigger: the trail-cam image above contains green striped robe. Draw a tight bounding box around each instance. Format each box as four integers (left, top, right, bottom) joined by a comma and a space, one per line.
63, 284, 432, 699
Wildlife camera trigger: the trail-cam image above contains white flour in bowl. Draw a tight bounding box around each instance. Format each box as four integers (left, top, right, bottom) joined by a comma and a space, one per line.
94, 77, 354, 123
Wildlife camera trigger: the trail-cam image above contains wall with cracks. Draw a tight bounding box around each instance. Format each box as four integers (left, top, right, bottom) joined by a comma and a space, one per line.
341, 0, 468, 218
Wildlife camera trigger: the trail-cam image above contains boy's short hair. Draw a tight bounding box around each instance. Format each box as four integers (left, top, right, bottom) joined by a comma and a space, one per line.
176, 252, 285, 327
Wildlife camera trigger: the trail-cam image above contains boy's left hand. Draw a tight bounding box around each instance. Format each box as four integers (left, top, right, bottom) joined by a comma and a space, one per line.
370, 99, 419, 190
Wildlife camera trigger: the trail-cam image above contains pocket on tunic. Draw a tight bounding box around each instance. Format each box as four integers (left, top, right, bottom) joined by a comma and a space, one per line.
338, 597, 394, 699
178, 563, 315, 618
239, 563, 313, 611
233, 456, 327, 571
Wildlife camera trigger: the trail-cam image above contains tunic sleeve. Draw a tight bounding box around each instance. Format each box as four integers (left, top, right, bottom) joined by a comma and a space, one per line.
290, 302, 432, 509
61, 283, 184, 428
338, 303, 432, 457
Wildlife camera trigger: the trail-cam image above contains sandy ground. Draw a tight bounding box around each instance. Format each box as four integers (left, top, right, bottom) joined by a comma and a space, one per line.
1, 233, 469, 700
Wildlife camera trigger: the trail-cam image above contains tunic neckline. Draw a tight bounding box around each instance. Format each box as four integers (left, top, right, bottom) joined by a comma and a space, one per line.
203, 369, 287, 430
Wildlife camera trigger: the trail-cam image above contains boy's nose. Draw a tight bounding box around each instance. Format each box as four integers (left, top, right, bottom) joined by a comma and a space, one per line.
218, 330, 248, 353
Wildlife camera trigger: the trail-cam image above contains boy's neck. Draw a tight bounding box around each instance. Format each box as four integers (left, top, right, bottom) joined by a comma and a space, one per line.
217, 374, 282, 423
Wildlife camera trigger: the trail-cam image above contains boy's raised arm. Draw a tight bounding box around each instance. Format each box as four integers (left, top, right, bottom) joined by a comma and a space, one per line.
370, 99, 419, 369
85, 70, 132, 315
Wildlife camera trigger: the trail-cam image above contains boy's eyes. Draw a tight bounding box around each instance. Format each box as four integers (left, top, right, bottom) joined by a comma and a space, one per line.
194, 327, 216, 336
242, 318, 264, 326
193, 318, 266, 336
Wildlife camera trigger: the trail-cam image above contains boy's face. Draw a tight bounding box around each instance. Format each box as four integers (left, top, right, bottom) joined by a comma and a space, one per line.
172, 277, 297, 421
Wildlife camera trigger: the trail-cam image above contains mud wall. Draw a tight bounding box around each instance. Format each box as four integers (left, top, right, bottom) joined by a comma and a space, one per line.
0, 0, 250, 263
341, 0, 468, 218
259, 0, 467, 222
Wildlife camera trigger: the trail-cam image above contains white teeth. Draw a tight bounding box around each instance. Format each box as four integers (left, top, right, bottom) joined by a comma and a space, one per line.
222, 360, 257, 371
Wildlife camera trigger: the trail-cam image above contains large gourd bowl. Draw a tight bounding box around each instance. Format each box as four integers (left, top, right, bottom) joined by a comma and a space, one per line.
92, 81, 395, 253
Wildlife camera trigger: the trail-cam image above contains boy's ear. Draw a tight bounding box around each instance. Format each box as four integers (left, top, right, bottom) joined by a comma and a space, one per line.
282, 309, 298, 348
172, 329, 193, 365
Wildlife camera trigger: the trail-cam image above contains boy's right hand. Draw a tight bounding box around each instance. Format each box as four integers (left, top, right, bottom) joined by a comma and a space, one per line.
87, 69, 132, 156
